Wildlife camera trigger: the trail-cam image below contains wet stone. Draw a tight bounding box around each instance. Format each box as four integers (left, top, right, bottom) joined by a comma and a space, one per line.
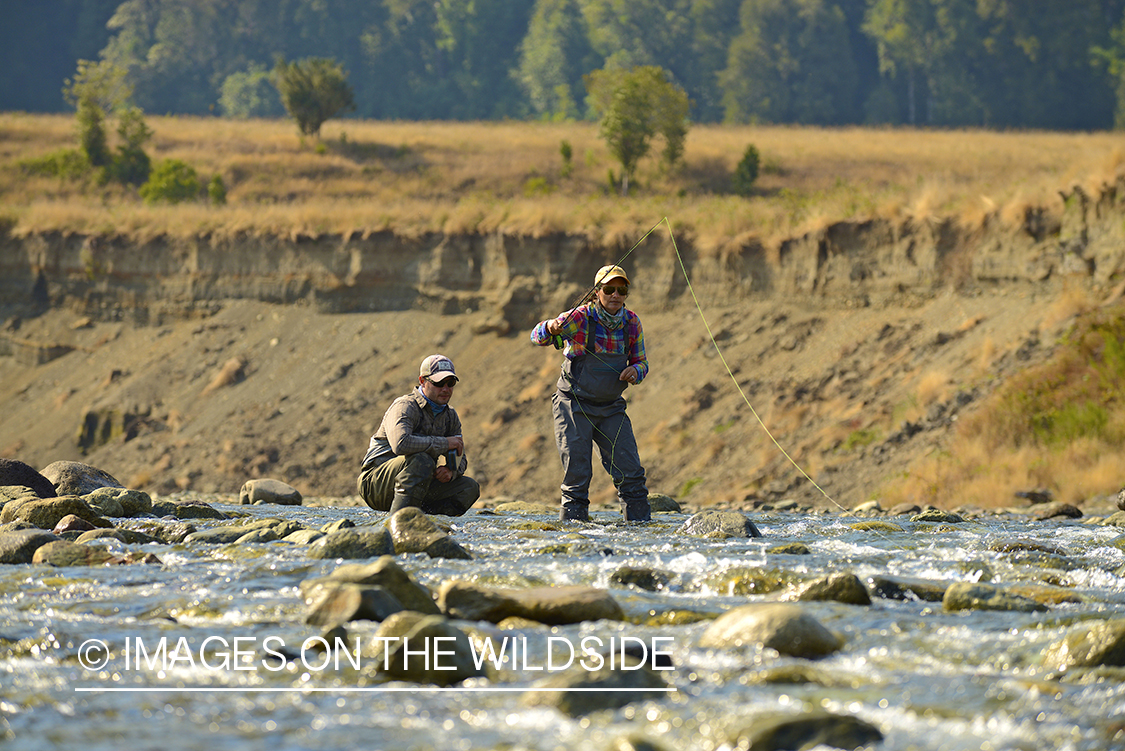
676, 509, 762, 538
152, 499, 228, 519
1045, 618, 1125, 671
609, 566, 671, 592
647, 493, 681, 513
85, 487, 152, 517
378, 614, 484, 686
438, 580, 624, 624
308, 527, 395, 560
0, 529, 60, 564
786, 572, 871, 606
868, 575, 947, 602
729, 711, 884, 751
0, 495, 113, 530
305, 583, 405, 627
698, 603, 843, 658
31, 539, 122, 566
1030, 502, 1082, 521
387, 507, 471, 559
767, 542, 811, 555
911, 508, 965, 523
521, 652, 670, 716
284, 529, 325, 544
318, 556, 440, 614
943, 581, 1048, 613
76, 528, 160, 545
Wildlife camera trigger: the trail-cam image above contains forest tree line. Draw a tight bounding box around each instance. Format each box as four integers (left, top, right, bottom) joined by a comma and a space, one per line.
6, 0, 1125, 130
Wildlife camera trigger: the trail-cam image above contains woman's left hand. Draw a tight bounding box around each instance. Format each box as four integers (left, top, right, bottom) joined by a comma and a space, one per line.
619, 366, 638, 384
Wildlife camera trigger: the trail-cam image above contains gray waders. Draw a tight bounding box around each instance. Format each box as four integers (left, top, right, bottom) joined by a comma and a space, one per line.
357, 452, 480, 516
553, 350, 650, 522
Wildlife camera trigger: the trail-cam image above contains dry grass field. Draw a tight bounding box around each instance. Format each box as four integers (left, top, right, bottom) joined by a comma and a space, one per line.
3, 112, 1124, 252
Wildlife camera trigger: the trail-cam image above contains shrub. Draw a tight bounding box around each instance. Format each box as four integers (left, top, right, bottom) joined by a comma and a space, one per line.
207, 175, 227, 206
21, 148, 90, 179
733, 144, 761, 196
560, 140, 573, 178
140, 159, 201, 204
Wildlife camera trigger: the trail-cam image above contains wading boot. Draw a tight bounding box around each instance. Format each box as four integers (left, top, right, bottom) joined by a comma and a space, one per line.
559, 502, 590, 522
623, 501, 651, 522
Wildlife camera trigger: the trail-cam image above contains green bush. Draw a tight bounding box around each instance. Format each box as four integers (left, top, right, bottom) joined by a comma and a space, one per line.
140, 159, 201, 204
208, 175, 227, 206
21, 148, 90, 179
560, 140, 573, 178
733, 144, 760, 196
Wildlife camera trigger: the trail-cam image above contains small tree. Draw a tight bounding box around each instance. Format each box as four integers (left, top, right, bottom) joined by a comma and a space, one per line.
272, 57, 355, 139
63, 60, 132, 169
220, 63, 283, 119
108, 106, 153, 185
585, 66, 690, 196
732, 144, 760, 197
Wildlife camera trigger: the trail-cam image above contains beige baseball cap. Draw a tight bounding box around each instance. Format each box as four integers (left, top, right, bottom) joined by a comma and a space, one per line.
419, 354, 458, 382
594, 265, 629, 285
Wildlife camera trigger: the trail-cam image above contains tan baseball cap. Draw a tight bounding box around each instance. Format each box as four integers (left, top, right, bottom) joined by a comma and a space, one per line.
419, 354, 458, 382
594, 265, 629, 285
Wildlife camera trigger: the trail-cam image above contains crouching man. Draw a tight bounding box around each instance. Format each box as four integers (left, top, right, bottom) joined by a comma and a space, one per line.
357, 354, 480, 516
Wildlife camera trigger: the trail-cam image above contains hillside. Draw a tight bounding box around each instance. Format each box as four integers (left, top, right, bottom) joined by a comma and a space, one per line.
3, 118, 1125, 512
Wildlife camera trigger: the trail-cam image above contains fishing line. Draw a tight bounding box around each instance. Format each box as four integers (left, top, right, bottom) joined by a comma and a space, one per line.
656, 216, 851, 515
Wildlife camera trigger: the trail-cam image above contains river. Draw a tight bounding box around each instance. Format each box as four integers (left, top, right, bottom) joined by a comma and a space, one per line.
2, 497, 1124, 750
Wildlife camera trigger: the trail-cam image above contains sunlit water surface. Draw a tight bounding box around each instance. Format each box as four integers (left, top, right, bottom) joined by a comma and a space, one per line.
3, 500, 1124, 750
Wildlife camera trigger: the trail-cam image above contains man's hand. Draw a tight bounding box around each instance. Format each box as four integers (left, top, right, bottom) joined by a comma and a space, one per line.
546, 318, 562, 336
434, 466, 454, 483
619, 365, 639, 384
447, 435, 464, 455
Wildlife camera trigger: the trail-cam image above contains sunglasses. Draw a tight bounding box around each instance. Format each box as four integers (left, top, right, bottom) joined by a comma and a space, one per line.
428, 378, 457, 387
599, 285, 629, 296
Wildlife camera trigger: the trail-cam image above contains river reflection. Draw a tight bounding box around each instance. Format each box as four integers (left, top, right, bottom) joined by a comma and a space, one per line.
2, 498, 1124, 750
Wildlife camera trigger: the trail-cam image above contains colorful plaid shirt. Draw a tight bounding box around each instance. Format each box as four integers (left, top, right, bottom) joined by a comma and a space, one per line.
531, 304, 649, 383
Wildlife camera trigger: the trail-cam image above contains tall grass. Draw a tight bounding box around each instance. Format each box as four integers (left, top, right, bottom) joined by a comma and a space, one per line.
3, 113, 1125, 250
881, 304, 1125, 508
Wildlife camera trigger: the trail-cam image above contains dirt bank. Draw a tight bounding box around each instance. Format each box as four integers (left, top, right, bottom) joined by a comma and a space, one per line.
2, 182, 1123, 510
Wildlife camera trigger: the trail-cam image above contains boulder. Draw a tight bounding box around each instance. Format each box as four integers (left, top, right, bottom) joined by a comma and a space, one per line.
0, 529, 60, 564
239, 478, 302, 506
317, 556, 440, 614
387, 507, 472, 559
1044, 618, 1125, 670
942, 582, 1048, 613
31, 539, 122, 566
0, 459, 57, 498
786, 572, 871, 606
308, 527, 395, 560
39, 461, 123, 497
75, 527, 160, 545
0, 495, 113, 530
151, 499, 228, 520
85, 487, 153, 517
521, 652, 670, 716
676, 509, 761, 538
698, 603, 843, 658
647, 494, 682, 513
376, 614, 484, 685
438, 580, 624, 624
305, 583, 405, 627
728, 711, 884, 751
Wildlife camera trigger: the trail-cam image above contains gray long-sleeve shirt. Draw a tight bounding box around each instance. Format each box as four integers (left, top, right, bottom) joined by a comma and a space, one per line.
360, 387, 467, 473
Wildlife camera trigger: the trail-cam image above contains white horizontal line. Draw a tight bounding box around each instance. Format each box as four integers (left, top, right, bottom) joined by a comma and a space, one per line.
75, 687, 678, 693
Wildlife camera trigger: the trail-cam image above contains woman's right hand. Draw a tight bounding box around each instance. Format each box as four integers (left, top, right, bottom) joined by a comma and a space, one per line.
546, 319, 562, 336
